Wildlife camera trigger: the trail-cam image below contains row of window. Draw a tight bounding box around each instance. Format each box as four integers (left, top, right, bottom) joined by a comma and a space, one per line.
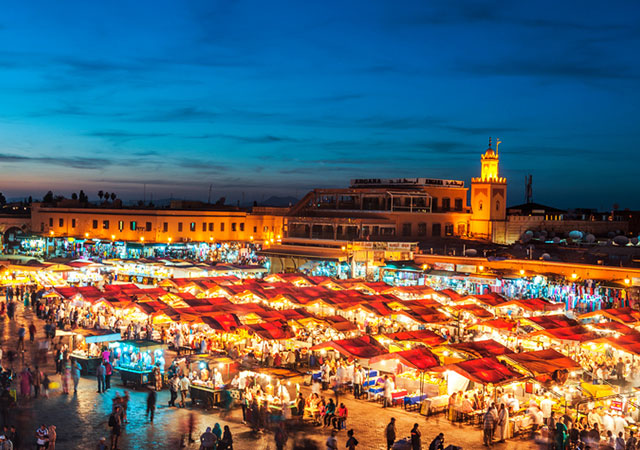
47, 218, 261, 234
401, 222, 465, 237
432, 197, 464, 211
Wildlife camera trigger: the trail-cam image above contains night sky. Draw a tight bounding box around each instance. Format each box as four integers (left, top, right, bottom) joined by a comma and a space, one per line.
0, 1, 638, 209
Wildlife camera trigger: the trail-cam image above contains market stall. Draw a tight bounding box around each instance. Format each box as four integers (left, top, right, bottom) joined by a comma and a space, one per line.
369, 347, 442, 409
69, 328, 122, 375
185, 355, 238, 409
113, 340, 167, 388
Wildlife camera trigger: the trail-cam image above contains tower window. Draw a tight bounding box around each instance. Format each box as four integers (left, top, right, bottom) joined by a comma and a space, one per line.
479, 201, 483, 211
496, 200, 500, 211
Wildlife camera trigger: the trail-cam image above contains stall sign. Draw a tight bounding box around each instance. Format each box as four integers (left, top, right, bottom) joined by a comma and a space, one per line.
387, 242, 414, 251
433, 262, 455, 272
610, 400, 623, 411
456, 264, 477, 274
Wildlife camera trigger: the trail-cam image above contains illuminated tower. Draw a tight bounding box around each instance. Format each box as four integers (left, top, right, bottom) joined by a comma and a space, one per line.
470, 138, 507, 240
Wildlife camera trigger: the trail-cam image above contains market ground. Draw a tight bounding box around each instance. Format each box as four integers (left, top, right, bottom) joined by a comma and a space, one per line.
0, 303, 542, 450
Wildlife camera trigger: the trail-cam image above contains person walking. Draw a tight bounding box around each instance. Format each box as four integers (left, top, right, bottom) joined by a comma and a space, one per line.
152, 363, 162, 391
61, 359, 71, 395
47, 425, 57, 450
385, 418, 396, 450
16, 326, 25, 353
179, 374, 189, 408
411, 423, 422, 450
483, 406, 496, 447
0, 434, 13, 450
146, 389, 156, 422
274, 422, 288, 450
497, 403, 509, 443
29, 323, 36, 343
346, 429, 359, 450
72, 360, 82, 393
104, 360, 113, 391
168, 375, 179, 407
108, 406, 122, 450
326, 429, 338, 450
199, 427, 215, 450
429, 433, 445, 450
96, 361, 106, 394
220, 425, 233, 450
33, 366, 43, 398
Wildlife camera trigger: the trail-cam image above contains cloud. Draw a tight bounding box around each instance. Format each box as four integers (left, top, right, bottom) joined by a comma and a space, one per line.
86, 130, 171, 143
0, 153, 111, 169
459, 57, 637, 81
134, 107, 218, 122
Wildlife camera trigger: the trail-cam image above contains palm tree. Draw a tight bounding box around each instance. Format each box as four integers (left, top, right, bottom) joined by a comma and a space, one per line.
104, 192, 110, 202
98, 190, 104, 201
110, 192, 116, 201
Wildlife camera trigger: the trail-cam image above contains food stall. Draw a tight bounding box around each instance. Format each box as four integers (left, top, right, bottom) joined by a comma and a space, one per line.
113, 340, 167, 388
69, 328, 122, 375
186, 355, 238, 409
369, 347, 442, 410
234, 368, 303, 420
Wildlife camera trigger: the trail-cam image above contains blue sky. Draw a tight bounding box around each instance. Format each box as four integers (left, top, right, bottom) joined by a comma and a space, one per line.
0, 0, 638, 209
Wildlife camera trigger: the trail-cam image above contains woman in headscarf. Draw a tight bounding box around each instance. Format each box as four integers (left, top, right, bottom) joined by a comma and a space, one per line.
555, 416, 569, 450
212, 423, 222, 441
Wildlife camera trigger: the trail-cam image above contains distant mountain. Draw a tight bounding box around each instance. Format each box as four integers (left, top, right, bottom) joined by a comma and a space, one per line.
259, 196, 299, 207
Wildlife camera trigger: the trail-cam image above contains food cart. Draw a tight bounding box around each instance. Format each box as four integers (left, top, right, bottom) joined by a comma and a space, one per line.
186, 355, 238, 409
69, 328, 122, 375
113, 340, 167, 388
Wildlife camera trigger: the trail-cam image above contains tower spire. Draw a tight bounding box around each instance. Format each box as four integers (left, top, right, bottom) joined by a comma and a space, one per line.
488, 137, 492, 148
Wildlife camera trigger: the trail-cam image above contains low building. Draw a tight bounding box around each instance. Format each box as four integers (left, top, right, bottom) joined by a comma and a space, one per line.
31, 203, 286, 244
493, 202, 628, 244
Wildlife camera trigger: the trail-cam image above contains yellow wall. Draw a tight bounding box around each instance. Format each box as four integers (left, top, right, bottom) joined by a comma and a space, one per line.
31, 204, 284, 243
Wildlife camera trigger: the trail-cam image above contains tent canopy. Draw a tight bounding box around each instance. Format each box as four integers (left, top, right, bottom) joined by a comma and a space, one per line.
443, 356, 523, 386
447, 339, 513, 359
383, 330, 446, 347
370, 347, 440, 371
501, 349, 581, 377
531, 325, 599, 343
311, 336, 387, 360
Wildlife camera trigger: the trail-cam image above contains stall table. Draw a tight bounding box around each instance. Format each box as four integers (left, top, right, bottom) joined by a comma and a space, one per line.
190, 384, 222, 409
70, 354, 102, 376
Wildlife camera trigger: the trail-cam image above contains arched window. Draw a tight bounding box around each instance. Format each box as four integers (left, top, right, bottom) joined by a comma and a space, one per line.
479, 201, 483, 211
496, 200, 500, 211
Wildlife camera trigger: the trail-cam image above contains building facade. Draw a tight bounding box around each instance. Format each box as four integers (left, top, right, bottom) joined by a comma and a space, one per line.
285, 140, 506, 243
31, 203, 286, 244
469, 139, 507, 240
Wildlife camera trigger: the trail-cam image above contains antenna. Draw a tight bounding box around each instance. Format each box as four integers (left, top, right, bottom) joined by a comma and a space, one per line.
525, 175, 533, 203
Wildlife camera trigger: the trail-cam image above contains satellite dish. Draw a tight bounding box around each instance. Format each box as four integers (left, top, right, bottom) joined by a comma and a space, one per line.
525, 230, 534, 237
541, 253, 551, 261
631, 237, 639, 245
552, 237, 561, 244
533, 231, 541, 239
584, 234, 596, 243
613, 235, 629, 246
540, 230, 548, 237
465, 249, 478, 257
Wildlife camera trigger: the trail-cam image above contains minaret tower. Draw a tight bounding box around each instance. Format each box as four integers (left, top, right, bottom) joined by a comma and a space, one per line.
470, 138, 507, 240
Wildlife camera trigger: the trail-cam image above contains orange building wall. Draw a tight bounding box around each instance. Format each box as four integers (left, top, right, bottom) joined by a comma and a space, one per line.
31, 204, 284, 243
